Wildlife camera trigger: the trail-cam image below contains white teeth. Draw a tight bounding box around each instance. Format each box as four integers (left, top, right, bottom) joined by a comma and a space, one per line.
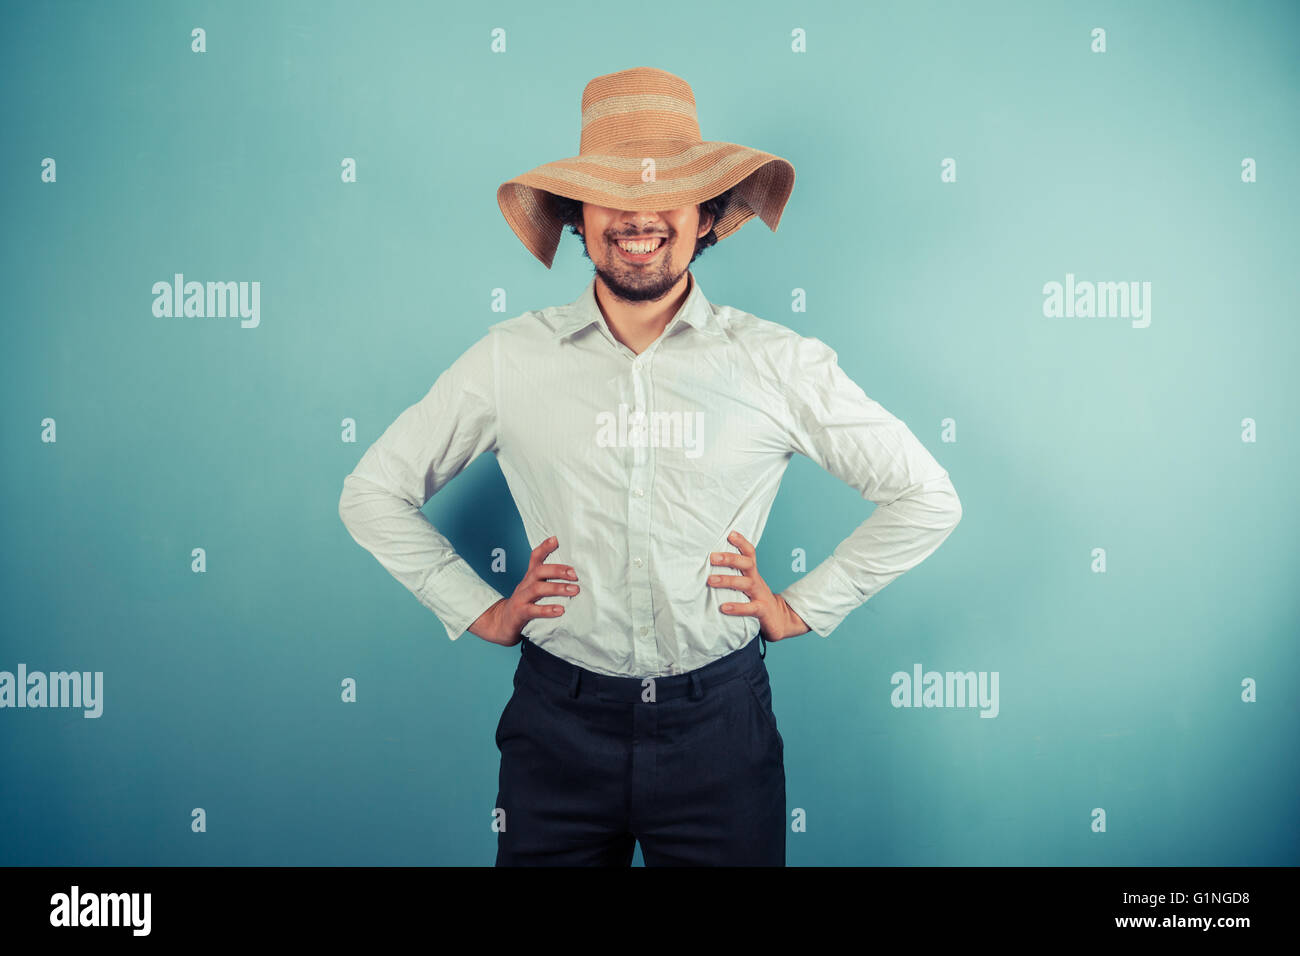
617, 238, 662, 254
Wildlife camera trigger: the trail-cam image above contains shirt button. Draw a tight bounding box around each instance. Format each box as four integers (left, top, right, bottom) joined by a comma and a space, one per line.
632, 487, 644, 497
632, 557, 643, 568
640, 626, 650, 636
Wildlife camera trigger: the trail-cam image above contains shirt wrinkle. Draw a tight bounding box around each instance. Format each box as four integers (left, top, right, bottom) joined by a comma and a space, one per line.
339, 272, 962, 674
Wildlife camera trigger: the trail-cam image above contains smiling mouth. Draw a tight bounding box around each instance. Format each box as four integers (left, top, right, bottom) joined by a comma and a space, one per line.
614, 237, 666, 261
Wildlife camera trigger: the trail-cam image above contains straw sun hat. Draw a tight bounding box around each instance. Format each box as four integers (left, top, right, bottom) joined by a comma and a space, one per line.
496, 66, 796, 269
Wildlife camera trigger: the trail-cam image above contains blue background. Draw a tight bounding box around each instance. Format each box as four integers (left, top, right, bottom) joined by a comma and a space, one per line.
2, 0, 1297, 865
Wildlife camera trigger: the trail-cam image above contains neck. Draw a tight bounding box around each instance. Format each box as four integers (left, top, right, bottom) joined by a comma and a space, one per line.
594, 271, 693, 355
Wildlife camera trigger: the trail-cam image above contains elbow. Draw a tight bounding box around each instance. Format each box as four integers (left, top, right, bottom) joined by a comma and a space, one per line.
893, 476, 962, 533
338, 474, 359, 529
916, 474, 962, 530
944, 479, 963, 529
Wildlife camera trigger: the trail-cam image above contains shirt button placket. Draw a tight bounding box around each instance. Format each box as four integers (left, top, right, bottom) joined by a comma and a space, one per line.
628, 352, 657, 674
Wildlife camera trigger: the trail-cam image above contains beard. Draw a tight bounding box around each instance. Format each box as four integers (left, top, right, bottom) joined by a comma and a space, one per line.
582, 234, 690, 303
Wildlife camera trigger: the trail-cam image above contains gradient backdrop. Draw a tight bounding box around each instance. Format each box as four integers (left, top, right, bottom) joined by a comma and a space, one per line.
2, 0, 1297, 866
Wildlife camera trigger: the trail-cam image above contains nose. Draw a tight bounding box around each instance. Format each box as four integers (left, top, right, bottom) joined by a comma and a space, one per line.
618, 213, 666, 236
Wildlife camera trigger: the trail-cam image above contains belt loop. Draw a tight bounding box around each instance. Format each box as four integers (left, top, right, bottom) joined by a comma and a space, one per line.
568, 667, 581, 698
759, 633, 767, 660
688, 672, 703, 700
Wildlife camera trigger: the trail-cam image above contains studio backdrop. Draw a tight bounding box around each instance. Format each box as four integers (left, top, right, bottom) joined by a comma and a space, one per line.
2, 0, 1297, 866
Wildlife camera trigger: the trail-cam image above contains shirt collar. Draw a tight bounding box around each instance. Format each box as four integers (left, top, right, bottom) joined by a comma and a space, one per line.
549, 272, 725, 341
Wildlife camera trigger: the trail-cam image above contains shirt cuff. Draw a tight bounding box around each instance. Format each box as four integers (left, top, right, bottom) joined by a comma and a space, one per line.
779, 558, 862, 638
417, 559, 506, 642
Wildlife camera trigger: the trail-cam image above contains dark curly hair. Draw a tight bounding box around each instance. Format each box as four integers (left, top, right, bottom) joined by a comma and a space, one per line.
547, 187, 736, 264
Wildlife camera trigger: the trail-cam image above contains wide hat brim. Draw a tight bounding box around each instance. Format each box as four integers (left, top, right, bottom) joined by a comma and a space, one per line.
497, 139, 795, 269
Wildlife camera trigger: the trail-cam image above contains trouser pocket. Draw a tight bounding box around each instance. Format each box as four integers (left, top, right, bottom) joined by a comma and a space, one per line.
494, 661, 533, 749
741, 667, 783, 751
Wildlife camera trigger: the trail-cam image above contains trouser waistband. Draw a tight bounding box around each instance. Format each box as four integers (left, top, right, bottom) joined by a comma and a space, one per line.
518, 634, 765, 702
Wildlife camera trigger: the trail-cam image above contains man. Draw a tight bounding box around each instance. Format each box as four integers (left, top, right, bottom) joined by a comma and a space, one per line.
338, 67, 962, 866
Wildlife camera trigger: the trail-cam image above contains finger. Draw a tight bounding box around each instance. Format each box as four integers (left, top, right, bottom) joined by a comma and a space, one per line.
525, 580, 579, 602
528, 535, 559, 569
707, 572, 751, 592
726, 530, 756, 558
723, 569, 772, 599
719, 600, 760, 616
534, 562, 578, 581
730, 583, 757, 602
528, 580, 580, 599
709, 551, 754, 571
522, 600, 565, 618
721, 585, 755, 603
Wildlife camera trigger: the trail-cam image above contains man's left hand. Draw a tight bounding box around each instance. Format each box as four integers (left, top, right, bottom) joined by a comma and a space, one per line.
708, 530, 810, 642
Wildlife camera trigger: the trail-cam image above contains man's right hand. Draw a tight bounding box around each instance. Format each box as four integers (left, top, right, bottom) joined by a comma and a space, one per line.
468, 535, 579, 646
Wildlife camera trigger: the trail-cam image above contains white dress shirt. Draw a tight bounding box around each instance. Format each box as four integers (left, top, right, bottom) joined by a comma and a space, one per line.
339, 271, 962, 678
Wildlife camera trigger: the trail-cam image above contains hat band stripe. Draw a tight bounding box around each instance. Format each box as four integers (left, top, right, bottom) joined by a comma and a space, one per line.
581, 92, 698, 126
553, 141, 747, 172
528, 149, 770, 200
581, 109, 702, 153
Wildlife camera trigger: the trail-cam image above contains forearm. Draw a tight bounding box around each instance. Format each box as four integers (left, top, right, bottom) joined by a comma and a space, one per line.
339, 473, 504, 640
780, 474, 962, 637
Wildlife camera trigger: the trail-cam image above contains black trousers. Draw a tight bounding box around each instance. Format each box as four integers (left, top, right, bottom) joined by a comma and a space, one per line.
494, 633, 785, 866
